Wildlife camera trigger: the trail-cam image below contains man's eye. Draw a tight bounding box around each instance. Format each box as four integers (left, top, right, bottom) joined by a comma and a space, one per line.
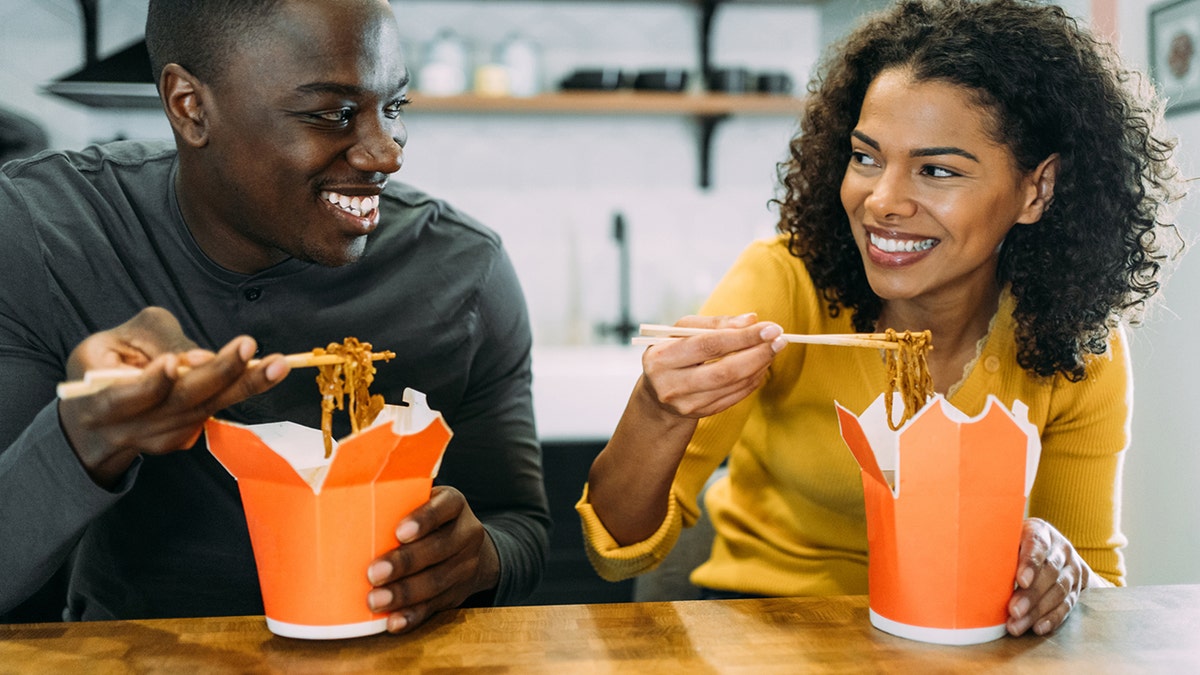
384, 98, 411, 119
312, 109, 353, 124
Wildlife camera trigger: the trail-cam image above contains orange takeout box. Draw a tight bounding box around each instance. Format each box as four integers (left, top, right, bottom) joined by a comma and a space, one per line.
836, 393, 1041, 645
205, 388, 452, 640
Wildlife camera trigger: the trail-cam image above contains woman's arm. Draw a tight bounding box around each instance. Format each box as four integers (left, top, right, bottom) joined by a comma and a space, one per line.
587, 314, 785, 545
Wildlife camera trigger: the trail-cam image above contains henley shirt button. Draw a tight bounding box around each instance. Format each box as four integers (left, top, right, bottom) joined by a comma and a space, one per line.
243, 287, 262, 301
984, 355, 1001, 373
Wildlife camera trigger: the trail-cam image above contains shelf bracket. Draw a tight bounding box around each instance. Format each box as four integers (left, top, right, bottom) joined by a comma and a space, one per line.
697, 114, 728, 190
699, 0, 720, 89
77, 0, 99, 66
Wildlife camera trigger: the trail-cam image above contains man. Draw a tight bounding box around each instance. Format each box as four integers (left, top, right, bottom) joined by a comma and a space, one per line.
0, 0, 550, 633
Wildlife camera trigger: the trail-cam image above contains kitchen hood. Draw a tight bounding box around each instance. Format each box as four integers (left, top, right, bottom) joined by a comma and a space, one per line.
41, 39, 160, 109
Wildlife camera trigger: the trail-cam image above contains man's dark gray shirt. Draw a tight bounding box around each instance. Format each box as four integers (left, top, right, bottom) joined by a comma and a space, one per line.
0, 140, 549, 620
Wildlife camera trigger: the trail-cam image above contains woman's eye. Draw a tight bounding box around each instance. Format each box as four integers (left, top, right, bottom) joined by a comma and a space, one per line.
923, 165, 959, 178
850, 151, 878, 167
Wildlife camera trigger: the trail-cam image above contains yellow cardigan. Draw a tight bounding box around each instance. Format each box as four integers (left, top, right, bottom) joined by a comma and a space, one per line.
577, 235, 1128, 594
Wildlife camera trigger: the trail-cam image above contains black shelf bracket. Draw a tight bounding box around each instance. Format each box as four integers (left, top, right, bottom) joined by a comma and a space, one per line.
78, 0, 99, 66
697, 0, 726, 190
697, 114, 728, 190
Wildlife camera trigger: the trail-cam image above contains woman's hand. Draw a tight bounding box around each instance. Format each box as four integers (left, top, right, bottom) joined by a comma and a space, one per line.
585, 313, 785, 546
1006, 517, 1108, 636
639, 313, 786, 419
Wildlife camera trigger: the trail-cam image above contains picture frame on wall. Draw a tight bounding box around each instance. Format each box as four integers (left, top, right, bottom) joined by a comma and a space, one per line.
1151, 0, 1200, 113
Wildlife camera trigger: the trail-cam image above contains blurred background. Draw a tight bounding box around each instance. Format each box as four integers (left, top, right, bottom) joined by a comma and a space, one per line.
1, 0, 1196, 595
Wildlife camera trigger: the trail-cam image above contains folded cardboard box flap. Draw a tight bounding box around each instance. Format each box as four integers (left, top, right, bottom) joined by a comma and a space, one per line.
205, 388, 452, 494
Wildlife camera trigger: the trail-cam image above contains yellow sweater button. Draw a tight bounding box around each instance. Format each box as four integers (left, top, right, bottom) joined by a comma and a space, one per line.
984, 355, 1001, 373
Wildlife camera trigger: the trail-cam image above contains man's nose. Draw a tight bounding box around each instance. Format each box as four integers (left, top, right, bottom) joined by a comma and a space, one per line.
348, 117, 404, 174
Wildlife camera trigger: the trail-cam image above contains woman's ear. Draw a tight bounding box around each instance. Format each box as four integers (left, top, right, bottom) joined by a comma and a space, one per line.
1016, 153, 1060, 225
159, 63, 210, 148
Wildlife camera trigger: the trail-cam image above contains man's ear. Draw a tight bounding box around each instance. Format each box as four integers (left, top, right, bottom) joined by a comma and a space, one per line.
1016, 153, 1060, 225
159, 63, 210, 148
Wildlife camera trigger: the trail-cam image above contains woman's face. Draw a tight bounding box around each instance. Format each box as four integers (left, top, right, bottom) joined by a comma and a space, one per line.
840, 68, 1051, 309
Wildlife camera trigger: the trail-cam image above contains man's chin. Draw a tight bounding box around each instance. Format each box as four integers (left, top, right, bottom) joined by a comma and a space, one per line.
299, 239, 368, 268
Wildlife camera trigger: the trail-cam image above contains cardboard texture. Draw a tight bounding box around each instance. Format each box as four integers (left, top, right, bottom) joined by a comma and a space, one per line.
206, 388, 452, 640
837, 393, 1040, 645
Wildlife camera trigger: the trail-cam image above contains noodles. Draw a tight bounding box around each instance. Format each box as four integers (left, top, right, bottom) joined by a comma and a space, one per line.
882, 329, 934, 431
313, 338, 396, 457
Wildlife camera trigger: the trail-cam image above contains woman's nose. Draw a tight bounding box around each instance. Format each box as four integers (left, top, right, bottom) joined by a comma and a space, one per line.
864, 168, 917, 220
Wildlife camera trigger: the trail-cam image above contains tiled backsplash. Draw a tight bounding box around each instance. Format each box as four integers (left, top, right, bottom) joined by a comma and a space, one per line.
0, 0, 817, 347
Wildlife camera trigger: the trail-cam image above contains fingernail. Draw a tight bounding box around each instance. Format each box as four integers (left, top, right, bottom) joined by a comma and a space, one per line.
771, 336, 787, 353
1020, 567, 1035, 588
238, 338, 256, 361
759, 324, 782, 341
733, 313, 756, 326
163, 354, 179, 378
395, 519, 419, 543
265, 359, 288, 382
387, 613, 409, 632
1012, 597, 1030, 619
367, 588, 392, 611
367, 560, 393, 585
1034, 619, 1052, 635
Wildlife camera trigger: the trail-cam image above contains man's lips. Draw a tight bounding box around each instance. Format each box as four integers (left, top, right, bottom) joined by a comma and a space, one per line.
320, 190, 380, 219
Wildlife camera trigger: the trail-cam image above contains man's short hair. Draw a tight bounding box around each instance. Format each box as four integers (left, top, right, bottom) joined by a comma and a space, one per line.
145, 0, 284, 87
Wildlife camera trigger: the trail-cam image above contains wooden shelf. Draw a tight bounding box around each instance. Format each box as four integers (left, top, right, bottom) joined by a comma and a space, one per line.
406, 91, 804, 116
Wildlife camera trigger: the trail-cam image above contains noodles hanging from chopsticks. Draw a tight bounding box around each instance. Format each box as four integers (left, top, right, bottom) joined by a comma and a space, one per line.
882, 329, 934, 430
314, 337, 396, 457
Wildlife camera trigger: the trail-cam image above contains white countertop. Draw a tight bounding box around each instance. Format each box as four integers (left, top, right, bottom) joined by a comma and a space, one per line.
531, 346, 644, 442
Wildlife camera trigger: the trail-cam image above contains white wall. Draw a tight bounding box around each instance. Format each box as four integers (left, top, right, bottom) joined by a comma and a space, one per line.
1, 0, 1195, 586
1114, 0, 1200, 586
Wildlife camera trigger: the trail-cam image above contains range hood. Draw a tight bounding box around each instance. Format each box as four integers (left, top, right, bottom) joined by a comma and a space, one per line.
41, 39, 160, 109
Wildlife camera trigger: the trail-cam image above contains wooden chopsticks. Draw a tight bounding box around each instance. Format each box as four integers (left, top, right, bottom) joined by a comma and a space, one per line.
632, 324, 903, 349
56, 350, 395, 400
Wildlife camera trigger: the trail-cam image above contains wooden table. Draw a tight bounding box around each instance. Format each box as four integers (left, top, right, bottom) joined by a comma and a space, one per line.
2, 585, 1198, 673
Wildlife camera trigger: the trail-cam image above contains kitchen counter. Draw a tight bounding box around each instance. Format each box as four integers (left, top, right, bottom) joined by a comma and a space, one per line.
531, 345, 643, 442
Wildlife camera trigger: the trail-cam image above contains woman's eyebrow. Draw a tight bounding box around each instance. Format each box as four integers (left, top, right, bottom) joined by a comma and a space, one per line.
851, 130, 979, 162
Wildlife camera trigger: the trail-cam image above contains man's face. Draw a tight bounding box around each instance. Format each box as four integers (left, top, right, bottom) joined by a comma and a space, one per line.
189, 0, 408, 273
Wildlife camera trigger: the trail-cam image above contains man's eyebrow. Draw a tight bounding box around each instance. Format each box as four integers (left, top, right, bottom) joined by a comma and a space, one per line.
851, 130, 979, 162
294, 75, 411, 98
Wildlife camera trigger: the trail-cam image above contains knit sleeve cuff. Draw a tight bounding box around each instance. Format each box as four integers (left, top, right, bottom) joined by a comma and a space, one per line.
575, 483, 683, 582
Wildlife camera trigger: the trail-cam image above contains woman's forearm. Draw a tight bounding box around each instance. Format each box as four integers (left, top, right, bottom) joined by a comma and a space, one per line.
586, 377, 698, 546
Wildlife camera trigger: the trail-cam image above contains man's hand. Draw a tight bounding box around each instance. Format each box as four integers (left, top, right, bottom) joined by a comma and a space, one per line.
366, 486, 501, 634
58, 307, 290, 488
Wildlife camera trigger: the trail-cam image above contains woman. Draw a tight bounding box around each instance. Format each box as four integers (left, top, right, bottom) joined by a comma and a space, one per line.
578, 0, 1184, 637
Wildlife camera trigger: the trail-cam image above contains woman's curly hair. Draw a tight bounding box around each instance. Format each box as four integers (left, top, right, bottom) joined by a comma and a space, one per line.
777, 0, 1185, 380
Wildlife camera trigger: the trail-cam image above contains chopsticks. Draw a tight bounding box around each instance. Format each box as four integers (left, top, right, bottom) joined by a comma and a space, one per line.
56, 350, 395, 400
632, 324, 903, 349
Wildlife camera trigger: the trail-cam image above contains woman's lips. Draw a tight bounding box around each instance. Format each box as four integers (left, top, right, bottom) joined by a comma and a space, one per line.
865, 229, 939, 267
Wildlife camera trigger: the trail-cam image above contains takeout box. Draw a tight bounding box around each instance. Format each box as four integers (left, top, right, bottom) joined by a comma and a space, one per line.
836, 393, 1041, 645
205, 388, 452, 640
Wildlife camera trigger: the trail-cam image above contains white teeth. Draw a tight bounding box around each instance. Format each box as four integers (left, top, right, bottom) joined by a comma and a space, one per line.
320, 191, 379, 218
870, 232, 936, 253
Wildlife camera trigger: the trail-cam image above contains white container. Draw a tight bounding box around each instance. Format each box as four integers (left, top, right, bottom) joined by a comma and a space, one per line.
498, 33, 541, 97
